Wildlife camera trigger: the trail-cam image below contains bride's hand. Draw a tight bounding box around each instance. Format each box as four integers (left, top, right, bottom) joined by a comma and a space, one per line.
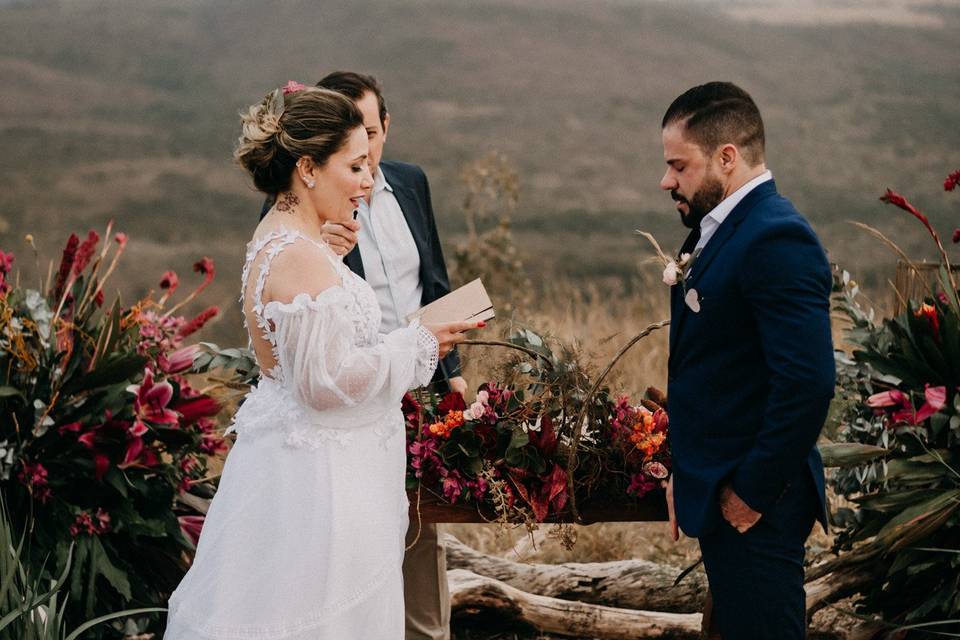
425, 320, 485, 358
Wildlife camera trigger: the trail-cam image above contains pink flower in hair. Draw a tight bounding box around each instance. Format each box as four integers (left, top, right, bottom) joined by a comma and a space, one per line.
282, 81, 307, 96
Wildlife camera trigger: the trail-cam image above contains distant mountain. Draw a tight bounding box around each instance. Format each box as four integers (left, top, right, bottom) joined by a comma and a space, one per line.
1, 0, 957, 343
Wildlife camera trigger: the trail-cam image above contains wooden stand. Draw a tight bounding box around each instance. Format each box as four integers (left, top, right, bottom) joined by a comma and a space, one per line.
407, 488, 668, 524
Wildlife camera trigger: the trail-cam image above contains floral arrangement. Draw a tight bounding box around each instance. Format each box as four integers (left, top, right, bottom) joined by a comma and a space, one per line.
405, 329, 671, 524
821, 170, 960, 632
0, 224, 231, 635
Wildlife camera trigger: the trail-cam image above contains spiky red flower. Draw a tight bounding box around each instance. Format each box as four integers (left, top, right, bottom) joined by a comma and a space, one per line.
0, 250, 14, 274
73, 230, 100, 275
944, 170, 960, 192
880, 189, 938, 241
52, 233, 79, 298
177, 306, 219, 338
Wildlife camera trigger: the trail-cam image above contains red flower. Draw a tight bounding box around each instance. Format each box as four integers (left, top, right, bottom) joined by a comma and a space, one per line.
953, 228, 960, 244
127, 368, 179, 429
627, 472, 658, 498
945, 170, 960, 192
160, 270, 179, 293
69, 509, 111, 537
193, 257, 215, 278
867, 386, 947, 425
114, 232, 128, 247
510, 464, 568, 522
94, 289, 105, 307
437, 391, 467, 415
177, 306, 219, 338
880, 189, 938, 241
179, 515, 205, 546
52, 233, 79, 299
73, 230, 100, 275
18, 462, 52, 503
175, 396, 221, 424
94, 453, 110, 480
0, 250, 14, 274
57, 421, 83, 435
914, 303, 941, 338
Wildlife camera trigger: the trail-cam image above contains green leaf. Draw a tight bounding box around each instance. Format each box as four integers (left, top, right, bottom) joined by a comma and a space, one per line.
508, 429, 529, 450
853, 488, 940, 512
875, 489, 960, 552
64, 607, 167, 640
885, 458, 950, 483
90, 536, 132, 600
62, 354, 148, 394
0, 386, 24, 401
819, 442, 889, 467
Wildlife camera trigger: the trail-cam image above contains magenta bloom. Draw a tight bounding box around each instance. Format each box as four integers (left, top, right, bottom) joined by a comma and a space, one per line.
127, 368, 179, 434
866, 386, 947, 425
179, 515, 205, 546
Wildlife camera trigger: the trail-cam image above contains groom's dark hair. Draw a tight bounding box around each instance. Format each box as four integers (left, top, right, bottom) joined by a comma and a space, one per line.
662, 82, 765, 166
316, 71, 388, 127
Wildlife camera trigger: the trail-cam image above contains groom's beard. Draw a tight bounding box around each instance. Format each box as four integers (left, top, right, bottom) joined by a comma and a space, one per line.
674, 174, 725, 230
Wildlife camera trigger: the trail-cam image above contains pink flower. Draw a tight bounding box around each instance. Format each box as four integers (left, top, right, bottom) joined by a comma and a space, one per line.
159, 344, 200, 374
69, 509, 111, 537
282, 81, 307, 96
127, 368, 179, 428
866, 386, 947, 425
114, 232, 128, 247
57, 421, 83, 435
441, 469, 465, 503
179, 515, 205, 546
476, 390, 489, 405
465, 401, 485, 421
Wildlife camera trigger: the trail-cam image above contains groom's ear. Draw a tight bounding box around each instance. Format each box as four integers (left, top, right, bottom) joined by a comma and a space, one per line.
717, 143, 739, 174
382, 112, 391, 143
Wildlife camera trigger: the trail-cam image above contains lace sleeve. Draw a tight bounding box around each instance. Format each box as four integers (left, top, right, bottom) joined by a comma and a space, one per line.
269, 294, 440, 414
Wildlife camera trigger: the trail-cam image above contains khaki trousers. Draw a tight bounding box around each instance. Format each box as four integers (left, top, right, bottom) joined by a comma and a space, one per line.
403, 522, 450, 640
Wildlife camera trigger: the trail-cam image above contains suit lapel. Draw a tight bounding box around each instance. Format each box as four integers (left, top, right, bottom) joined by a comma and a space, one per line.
683, 180, 777, 290
344, 246, 365, 278
668, 180, 778, 366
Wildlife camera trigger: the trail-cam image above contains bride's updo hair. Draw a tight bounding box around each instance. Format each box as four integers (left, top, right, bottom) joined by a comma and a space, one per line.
235, 85, 364, 194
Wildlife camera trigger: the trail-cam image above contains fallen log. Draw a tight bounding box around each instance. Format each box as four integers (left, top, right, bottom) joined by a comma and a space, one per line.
449, 568, 703, 639
444, 534, 706, 613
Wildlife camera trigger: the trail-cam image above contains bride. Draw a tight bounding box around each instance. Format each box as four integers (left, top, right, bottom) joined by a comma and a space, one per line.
165, 84, 480, 639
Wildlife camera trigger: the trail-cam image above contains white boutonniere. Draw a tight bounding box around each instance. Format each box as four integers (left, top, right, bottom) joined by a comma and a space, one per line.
637, 230, 702, 312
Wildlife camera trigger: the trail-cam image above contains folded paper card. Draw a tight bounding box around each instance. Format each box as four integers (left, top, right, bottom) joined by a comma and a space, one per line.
407, 278, 495, 325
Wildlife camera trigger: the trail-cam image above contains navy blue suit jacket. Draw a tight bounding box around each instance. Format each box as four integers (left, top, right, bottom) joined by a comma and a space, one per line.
667, 180, 834, 537
259, 159, 461, 385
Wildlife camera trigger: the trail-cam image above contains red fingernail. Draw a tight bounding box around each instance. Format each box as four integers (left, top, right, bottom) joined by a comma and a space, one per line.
477, 321, 486, 328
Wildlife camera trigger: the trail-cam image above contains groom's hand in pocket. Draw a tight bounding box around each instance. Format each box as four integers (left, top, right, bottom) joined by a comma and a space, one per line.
321, 220, 361, 256
664, 476, 679, 541
719, 484, 762, 533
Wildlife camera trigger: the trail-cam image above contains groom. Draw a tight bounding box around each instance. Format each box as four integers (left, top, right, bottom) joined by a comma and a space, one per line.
260, 71, 457, 640
660, 82, 835, 638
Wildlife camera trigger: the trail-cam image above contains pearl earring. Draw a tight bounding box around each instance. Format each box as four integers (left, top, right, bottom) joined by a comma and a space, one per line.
305, 178, 315, 189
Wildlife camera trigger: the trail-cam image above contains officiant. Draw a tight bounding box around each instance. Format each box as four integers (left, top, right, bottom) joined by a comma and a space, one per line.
259, 71, 461, 640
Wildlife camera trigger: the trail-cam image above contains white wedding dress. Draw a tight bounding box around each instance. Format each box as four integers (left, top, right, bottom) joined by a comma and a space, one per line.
165, 227, 438, 639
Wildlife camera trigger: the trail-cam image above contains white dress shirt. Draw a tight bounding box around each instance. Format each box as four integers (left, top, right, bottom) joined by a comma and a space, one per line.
695, 170, 773, 253
355, 167, 424, 333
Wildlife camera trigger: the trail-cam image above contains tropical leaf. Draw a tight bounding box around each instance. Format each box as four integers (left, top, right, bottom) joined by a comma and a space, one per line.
819, 442, 889, 467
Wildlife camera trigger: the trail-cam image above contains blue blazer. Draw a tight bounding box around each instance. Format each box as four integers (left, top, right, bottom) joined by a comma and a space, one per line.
667, 180, 834, 537
259, 159, 461, 385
